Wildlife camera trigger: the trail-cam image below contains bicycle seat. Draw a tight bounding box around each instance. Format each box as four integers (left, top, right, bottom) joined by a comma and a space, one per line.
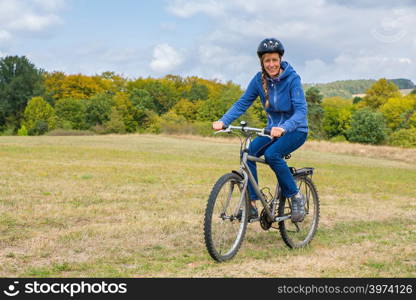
284, 154, 291, 160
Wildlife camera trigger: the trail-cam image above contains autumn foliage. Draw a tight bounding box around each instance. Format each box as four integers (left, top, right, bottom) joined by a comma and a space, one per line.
1, 55, 415, 147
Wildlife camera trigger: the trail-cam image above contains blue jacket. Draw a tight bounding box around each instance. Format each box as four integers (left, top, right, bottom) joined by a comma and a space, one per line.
219, 61, 308, 133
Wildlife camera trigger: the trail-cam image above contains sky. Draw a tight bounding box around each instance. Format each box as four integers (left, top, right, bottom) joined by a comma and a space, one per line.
1, 0, 415, 88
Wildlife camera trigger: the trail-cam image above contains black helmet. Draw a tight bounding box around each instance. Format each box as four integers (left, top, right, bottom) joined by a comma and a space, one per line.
257, 38, 284, 58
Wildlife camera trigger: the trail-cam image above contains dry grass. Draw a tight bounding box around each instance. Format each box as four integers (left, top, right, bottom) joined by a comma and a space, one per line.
0, 134, 415, 277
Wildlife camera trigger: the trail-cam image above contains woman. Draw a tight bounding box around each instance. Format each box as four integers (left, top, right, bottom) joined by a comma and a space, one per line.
212, 38, 308, 222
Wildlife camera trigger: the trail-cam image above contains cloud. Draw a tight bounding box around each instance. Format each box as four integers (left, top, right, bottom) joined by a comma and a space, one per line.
0, 0, 65, 48
150, 43, 184, 73
166, 0, 416, 85
167, 0, 226, 18
8, 13, 62, 31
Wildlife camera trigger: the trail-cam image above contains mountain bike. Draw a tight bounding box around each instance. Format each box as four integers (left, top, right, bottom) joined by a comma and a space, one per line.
204, 122, 320, 262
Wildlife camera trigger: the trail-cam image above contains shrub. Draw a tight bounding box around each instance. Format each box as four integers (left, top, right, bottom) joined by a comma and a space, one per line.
22, 96, 56, 134
104, 107, 126, 133
347, 108, 388, 144
389, 128, 416, 148
330, 135, 347, 143
17, 125, 28, 136
28, 120, 48, 136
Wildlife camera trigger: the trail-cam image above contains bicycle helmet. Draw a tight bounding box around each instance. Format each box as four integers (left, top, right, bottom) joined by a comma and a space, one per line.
257, 38, 284, 58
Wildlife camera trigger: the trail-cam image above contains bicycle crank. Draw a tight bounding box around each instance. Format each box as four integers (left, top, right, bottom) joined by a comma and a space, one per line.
259, 208, 273, 230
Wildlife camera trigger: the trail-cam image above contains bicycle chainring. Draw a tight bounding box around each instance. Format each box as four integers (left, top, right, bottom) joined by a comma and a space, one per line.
259, 208, 273, 230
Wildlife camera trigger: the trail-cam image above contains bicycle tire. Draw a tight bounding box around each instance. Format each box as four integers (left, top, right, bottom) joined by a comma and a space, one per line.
204, 173, 249, 262
278, 175, 320, 248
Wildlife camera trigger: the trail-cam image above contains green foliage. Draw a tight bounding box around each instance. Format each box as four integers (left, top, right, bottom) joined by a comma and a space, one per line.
329, 135, 347, 143
28, 120, 49, 136
0, 55, 44, 130
104, 107, 126, 134
353, 96, 362, 104
17, 125, 28, 136
347, 108, 388, 144
126, 78, 180, 115
22, 96, 56, 135
182, 81, 209, 102
55, 98, 87, 130
379, 95, 416, 130
389, 128, 416, 148
305, 87, 324, 139
361, 78, 401, 109
322, 97, 353, 138
171, 98, 202, 121
197, 83, 243, 122
112, 92, 142, 132
85, 93, 113, 127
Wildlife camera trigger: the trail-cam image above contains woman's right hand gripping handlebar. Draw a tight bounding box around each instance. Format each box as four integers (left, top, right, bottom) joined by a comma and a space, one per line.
212, 121, 225, 131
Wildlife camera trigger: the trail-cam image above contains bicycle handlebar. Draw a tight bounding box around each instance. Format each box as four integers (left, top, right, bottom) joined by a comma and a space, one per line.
216, 124, 273, 138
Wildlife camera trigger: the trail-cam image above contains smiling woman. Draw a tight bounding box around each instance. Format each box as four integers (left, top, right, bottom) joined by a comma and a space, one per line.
212, 38, 309, 223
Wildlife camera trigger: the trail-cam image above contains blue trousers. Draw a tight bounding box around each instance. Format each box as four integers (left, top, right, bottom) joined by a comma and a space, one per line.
247, 130, 307, 199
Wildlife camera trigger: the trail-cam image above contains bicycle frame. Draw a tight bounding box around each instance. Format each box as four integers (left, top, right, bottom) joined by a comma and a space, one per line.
219, 125, 291, 223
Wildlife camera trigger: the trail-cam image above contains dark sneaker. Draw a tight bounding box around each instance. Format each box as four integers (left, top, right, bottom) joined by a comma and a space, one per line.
290, 192, 305, 222
249, 206, 258, 220
236, 206, 258, 221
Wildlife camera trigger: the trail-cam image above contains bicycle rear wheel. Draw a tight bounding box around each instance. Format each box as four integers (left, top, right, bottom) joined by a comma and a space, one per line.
278, 175, 320, 248
204, 173, 249, 262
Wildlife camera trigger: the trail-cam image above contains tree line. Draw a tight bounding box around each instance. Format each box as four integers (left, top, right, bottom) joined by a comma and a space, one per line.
1, 55, 416, 147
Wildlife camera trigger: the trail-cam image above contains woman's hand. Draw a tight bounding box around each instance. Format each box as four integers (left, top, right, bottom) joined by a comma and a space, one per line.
212, 121, 225, 131
270, 127, 286, 137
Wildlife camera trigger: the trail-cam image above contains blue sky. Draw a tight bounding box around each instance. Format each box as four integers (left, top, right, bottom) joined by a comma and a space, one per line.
1, 0, 415, 88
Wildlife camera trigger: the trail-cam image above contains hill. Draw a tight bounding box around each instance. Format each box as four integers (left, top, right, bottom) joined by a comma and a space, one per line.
303, 78, 415, 98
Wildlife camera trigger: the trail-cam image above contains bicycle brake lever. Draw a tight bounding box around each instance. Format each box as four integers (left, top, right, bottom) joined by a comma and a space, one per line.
214, 128, 231, 134
258, 132, 273, 139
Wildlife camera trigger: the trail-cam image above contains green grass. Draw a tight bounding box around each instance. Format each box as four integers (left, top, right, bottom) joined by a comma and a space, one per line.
0, 134, 415, 277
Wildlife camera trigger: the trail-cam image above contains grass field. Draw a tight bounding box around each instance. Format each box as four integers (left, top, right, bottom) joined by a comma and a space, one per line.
0, 134, 415, 277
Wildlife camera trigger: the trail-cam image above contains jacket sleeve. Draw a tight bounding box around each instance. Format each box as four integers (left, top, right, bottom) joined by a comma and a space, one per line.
280, 77, 308, 133
219, 75, 259, 126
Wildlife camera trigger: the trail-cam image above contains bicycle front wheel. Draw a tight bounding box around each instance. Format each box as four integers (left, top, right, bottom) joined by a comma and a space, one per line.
204, 173, 249, 262
278, 175, 320, 248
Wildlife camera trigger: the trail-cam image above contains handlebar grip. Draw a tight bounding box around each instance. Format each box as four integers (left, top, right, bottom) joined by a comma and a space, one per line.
263, 129, 271, 136
222, 124, 228, 129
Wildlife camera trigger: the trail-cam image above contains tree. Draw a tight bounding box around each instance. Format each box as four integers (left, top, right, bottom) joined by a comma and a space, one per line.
126, 78, 180, 115
112, 92, 140, 132
128, 88, 158, 112
84, 93, 113, 127
182, 81, 209, 102
55, 98, 87, 130
347, 108, 387, 144
105, 107, 126, 133
379, 95, 416, 130
197, 84, 243, 122
361, 78, 401, 109
305, 87, 324, 139
43, 73, 106, 102
22, 96, 56, 135
0, 55, 44, 130
171, 98, 201, 121
322, 97, 353, 138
